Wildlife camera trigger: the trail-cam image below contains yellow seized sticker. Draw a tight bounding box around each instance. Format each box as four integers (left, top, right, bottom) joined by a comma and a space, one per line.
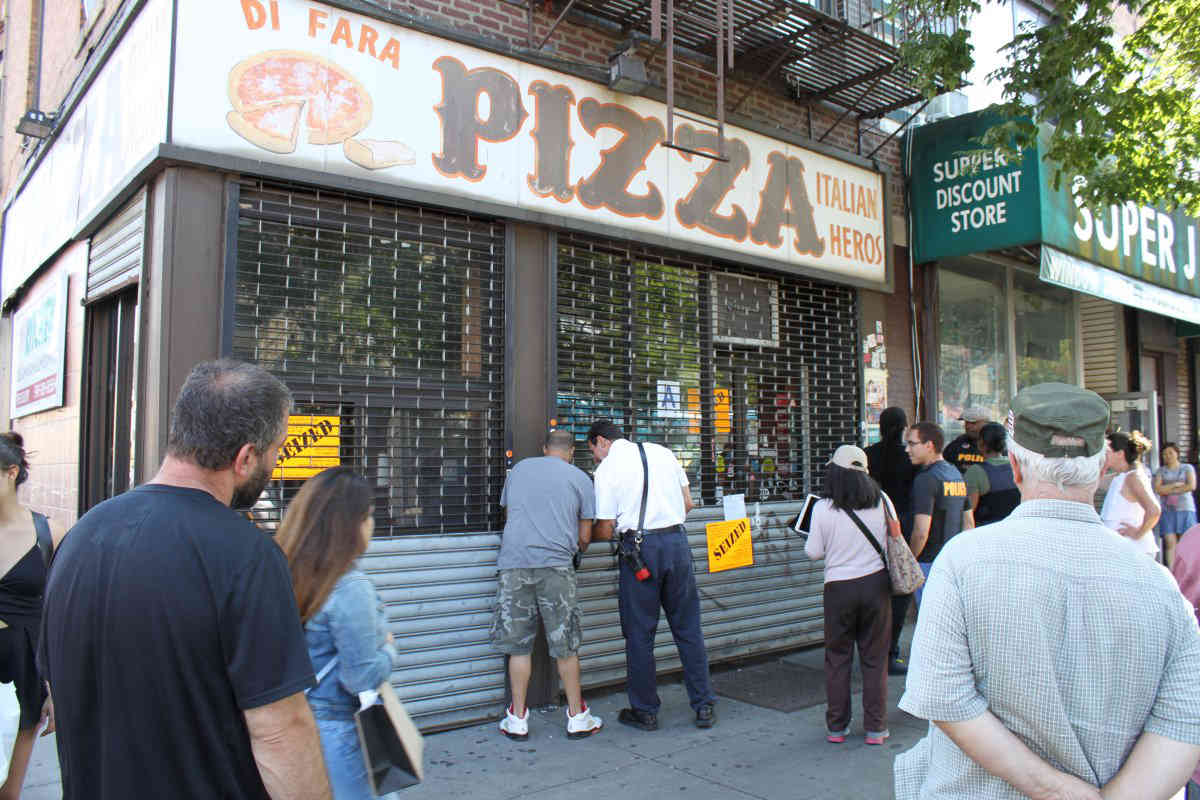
272, 415, 341, 480
706, 517, 753, 573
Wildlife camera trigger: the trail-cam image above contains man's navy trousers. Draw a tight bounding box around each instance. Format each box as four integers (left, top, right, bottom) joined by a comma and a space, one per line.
617, 525, 715, 713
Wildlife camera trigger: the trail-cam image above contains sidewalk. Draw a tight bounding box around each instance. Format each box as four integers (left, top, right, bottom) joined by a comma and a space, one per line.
21, 639, 925, 799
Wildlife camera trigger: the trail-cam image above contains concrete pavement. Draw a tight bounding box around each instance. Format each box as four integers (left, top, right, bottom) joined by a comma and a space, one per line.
20, 638, 925, 799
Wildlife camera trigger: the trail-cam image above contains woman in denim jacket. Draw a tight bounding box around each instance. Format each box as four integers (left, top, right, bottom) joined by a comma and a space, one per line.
278, 467, 397, 800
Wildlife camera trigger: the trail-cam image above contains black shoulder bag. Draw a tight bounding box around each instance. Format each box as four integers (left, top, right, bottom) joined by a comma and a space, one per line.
846, 507, 889, 589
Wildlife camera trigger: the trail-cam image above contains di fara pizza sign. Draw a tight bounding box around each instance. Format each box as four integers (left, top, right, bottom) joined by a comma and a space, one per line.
10, 272, 69, 418
170, 0, 888, 287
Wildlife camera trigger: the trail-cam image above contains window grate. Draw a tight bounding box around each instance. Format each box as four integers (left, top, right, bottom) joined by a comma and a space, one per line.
555, 231, 858, 504
233, 179, 506, 535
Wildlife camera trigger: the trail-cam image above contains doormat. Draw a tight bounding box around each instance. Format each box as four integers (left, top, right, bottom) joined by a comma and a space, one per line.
712, 660, 861, 713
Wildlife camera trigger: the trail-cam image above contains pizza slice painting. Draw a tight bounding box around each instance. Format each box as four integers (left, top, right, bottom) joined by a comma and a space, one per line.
227, 50, 373, 151
227, 102, 304, 154
343, 139, 416, 169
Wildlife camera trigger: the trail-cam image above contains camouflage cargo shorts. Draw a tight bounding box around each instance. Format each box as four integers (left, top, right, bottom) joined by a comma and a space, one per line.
489, 567, 582, 659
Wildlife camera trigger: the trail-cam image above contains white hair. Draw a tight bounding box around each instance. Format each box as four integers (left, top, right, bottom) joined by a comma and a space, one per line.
1008, 435, 1105, 490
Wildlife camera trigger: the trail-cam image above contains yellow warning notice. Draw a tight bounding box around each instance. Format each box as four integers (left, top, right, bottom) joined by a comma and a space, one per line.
272, 415, 340, 480
706, 517, 753, 573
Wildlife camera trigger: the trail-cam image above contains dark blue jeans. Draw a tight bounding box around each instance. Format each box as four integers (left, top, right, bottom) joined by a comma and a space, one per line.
618, 527, 715, 713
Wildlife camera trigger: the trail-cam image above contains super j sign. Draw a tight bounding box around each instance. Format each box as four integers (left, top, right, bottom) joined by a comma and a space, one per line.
170, 0, 889, 286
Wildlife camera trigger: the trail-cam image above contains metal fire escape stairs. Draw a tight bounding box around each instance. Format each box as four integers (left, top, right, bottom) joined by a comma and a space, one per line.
521, 0, 948, 164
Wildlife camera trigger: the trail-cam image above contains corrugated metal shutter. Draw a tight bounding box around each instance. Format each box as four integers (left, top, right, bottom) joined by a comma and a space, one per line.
1081, 296, 1123, 395
86, 189, 146, 303
575, 502, 823, 688
232, 178, 507, 729
361, 533, 505, 730
554, 230, 857, 688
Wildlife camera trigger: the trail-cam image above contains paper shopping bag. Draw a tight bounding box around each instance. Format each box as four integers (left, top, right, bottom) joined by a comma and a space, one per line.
354, 682, 425, 794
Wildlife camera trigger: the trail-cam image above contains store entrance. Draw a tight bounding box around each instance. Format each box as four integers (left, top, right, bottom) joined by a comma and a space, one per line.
1104, 391, 1160, 471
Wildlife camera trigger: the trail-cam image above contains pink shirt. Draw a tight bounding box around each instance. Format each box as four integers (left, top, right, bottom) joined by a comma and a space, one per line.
1171, 524, 1200, 787
804, 495, 895, 583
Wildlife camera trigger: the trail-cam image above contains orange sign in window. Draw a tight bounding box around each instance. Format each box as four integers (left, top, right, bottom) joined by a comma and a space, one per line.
272, 415, 341, 480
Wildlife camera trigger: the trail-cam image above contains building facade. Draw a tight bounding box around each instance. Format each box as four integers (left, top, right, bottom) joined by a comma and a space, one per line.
906, 110, 1200, 466
0, 0, 928, 728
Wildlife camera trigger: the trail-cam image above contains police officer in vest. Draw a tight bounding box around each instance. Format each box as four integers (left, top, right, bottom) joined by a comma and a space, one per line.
963, 422, 1021, 526
943, 407, 990, 474
586, 420, 716, 731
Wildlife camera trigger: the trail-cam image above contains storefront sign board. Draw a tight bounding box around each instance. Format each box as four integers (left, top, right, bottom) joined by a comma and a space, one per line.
170, 0, 888, 287
907, 111, 1041, 263
10, 271, 69, 418
909, 110, 1200, 306
1, 0, 170, 302
1041, 177, 1200, 301
1040, 246, 1200, 324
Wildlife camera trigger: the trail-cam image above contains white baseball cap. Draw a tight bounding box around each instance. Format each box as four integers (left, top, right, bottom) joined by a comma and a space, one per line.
829, 444, 869, 473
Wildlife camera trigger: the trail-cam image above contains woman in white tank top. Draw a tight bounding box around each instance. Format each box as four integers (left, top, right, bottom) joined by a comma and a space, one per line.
1101, 431, 1161, 557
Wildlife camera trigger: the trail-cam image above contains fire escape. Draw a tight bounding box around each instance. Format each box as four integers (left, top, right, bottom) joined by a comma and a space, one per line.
523, 0, 948, 161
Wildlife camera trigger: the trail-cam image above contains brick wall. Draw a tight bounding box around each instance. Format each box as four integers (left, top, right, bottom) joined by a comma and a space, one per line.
884, 251, 915, 420
1, 0, 119, 202
9, 241, 86, 529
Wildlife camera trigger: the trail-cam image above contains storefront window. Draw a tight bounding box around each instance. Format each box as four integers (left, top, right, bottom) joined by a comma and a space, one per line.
1013, 270, 1076, 389
938, 260, 1010, 435
556, 232, 855, 505
937, 259, 1079, 439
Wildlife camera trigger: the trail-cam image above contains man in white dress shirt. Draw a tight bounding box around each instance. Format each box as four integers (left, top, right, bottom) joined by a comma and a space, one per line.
587, 420, 716, 731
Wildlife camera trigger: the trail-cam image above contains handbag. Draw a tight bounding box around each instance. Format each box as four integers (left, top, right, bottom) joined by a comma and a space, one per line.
846, 496, 925, 597
310, 657, 425, 794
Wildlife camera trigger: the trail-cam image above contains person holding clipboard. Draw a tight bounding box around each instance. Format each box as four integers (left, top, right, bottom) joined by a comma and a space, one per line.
804, 445, 894, 747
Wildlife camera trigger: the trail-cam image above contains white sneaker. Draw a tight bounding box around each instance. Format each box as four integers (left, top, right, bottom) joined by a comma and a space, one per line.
566, 704, 603, 739
499, 704, 528, 740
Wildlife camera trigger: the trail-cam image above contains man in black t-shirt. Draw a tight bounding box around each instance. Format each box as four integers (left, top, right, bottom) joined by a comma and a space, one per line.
905, 421, 973, 608
866, 406, 917, 675
943, 406, 991, 474
39, 361, 329, 800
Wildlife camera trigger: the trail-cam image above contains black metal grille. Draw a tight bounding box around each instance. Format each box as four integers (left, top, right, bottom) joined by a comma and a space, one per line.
555, 231, 858, 504
233, 179, 506, 535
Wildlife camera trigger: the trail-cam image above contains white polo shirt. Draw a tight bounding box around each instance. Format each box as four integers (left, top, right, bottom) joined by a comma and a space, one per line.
594, 439, 690, 532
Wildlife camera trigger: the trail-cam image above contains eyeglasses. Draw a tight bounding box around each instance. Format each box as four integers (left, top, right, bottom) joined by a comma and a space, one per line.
904, 439, 924, 448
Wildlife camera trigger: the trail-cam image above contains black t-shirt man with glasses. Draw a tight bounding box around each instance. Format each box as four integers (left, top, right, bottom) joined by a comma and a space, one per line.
38, 360, 330, 800
905, 421, 972, 609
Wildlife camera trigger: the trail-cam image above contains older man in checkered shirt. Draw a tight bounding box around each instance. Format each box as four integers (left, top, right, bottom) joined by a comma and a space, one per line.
896, 383, 1200, 800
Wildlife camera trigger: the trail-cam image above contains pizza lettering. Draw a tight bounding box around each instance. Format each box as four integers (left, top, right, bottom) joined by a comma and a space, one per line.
226, 49, 373, 152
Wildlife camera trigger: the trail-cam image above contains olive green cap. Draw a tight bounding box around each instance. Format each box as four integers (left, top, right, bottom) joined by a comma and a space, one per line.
1006, 382, 1109, 458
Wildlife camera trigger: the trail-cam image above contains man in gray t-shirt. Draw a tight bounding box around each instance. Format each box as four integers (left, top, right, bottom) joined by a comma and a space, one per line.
490, 429, 602, 741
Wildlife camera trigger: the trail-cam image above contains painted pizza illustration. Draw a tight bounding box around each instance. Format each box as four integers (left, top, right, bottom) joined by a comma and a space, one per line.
226, 49, 414, 169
